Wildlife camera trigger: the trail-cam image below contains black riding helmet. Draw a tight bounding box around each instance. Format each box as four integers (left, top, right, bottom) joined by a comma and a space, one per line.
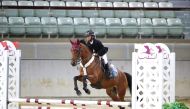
85, 30, 96, 38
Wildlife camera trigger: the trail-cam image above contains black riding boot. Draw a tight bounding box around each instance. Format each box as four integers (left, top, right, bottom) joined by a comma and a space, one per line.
105, 63, 111, 79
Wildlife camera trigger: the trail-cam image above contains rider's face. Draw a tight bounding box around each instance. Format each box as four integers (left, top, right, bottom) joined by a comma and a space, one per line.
86, 35, 91, 42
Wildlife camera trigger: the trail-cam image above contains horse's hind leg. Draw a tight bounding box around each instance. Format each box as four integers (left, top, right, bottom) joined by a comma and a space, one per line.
118, 84, 127, 101
106, 88, 126, 109
118, 86, 127, 109
117, 79, 128, 109
106, 87, 120, 101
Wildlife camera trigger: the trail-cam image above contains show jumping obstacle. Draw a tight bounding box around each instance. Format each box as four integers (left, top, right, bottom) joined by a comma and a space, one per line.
0, 41, 175, 109
132, 43, 175, 109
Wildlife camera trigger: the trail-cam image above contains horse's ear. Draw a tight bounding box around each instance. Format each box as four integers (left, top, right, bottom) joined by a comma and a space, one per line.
77, 39, 80, 45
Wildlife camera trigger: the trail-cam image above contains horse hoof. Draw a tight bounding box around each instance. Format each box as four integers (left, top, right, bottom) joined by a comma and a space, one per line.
76, 90, 82, 96
128, 102, 132, 107
84, 89, 91, 95
118, 106, 125, 109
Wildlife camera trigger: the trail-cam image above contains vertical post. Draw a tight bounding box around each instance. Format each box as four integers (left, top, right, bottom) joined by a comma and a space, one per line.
132, 52, 137, 109
0, 45, 8, 109
5, 41, 20, 109
170, 53, 175, 102
15, 50, 21, 99
158, 53, 164, 109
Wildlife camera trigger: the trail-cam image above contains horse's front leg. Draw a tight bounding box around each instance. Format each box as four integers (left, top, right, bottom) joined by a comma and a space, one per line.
82, 75, 90, 94
73, 75, 83, 96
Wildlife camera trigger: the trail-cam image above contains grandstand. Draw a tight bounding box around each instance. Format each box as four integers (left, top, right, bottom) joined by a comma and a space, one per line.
0, 0, 189, 40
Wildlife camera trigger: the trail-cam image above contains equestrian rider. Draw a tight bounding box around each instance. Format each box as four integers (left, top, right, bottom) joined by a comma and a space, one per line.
84, 30, 112, 79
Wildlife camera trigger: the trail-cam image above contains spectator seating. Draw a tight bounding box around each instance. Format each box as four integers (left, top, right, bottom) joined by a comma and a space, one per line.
121, 18, 138, 38
82, 2, 98, 18
0, 0, 185, 38
90, 18, 106, 38
66, 2, 82, 17
105, 18, 122, 37
152, 18, 168, 38
144, 2, 159, 18
138, 0, 152, 2
137, 18, 153, 38
97, 2, 114, 18
167, 18, 184, 38
113, 2, 130, 18
50, 1, 66, 17
34, 1, 50, 17
74, 18, 90, 37
159, 2, 176, 18
8, 17, 25, 36
18, 1, 34, 17
0, 16, 184, 38
25, 17, 42, 36
2, 1, 18, 17
57, 17, 74, 37
93, 0, 107, 2
41, 17, 58, 37
129, 2, 144, 18
0, 17, 8, 36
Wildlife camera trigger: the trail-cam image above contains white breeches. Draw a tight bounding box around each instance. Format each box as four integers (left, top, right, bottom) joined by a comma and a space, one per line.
102, 54, 108, 64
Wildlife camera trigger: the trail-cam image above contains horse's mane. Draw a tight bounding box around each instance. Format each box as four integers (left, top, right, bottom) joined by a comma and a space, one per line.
79, 39, 100, 63
79, 39, 86, 45
79, 39, 93, 53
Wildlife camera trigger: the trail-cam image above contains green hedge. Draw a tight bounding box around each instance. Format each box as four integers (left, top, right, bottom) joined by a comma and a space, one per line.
163, 102, 189, 109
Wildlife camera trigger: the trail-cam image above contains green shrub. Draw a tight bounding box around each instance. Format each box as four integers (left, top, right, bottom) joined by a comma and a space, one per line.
163, 102, 189, 109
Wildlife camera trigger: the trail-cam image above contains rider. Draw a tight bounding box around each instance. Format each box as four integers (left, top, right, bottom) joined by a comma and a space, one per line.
84, 29, 112, 79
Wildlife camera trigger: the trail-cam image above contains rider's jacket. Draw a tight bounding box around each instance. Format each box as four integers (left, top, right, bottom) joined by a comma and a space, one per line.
87, 39, 108, 56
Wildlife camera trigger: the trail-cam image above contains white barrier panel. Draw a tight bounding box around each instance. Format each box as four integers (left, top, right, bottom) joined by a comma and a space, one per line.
132, 43, 175, 109
0, 43, 8, 109
0, 41, 21, 109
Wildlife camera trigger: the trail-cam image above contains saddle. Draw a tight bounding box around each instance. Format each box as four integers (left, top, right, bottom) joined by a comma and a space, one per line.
100, 59, 118, 78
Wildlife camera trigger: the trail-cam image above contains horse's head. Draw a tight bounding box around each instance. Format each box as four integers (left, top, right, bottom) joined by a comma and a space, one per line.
70, 39, 81, 66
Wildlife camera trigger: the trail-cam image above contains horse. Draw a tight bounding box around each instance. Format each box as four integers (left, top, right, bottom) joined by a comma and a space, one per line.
70, 39, 132, 108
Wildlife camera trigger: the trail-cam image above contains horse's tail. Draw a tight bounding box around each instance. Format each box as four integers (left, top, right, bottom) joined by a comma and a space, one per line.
124, 72, 132, 95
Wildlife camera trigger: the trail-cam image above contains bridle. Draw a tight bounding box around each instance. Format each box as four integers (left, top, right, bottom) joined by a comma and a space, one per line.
71, 44, 81, 64
71, 42, 94, 66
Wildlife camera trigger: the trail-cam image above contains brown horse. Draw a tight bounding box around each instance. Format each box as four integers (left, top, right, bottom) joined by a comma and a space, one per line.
70, 39, 132, 107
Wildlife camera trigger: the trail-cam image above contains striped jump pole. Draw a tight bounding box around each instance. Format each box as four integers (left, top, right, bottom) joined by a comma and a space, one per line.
9, 98, 131, 107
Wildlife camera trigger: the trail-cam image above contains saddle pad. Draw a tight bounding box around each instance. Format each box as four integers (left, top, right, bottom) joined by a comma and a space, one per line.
109, 64, 118, 78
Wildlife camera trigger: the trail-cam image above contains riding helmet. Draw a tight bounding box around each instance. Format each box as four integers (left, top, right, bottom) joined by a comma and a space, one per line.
85, 29, 96, 38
